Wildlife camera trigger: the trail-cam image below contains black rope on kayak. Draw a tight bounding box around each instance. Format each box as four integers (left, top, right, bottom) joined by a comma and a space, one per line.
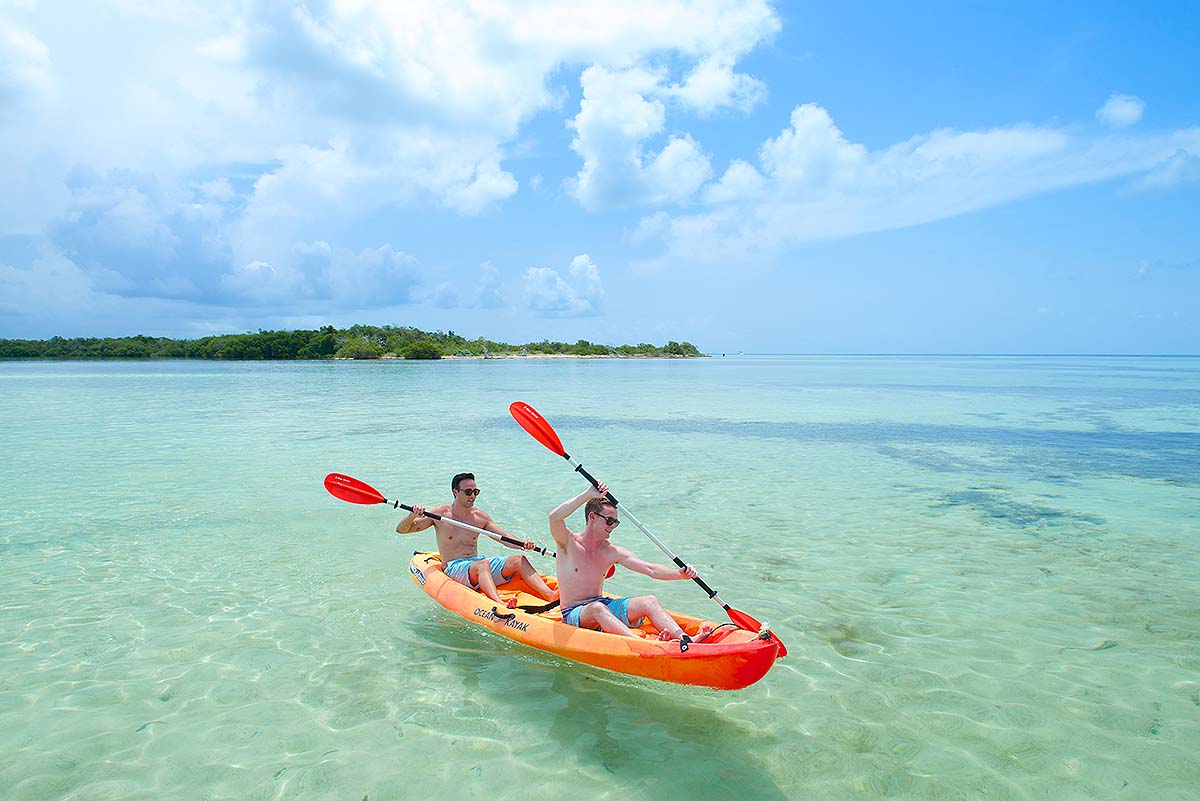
516, 599, 561, 614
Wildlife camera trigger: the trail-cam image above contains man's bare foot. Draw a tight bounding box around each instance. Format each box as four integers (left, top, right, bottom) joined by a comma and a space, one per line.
658, 624, 714, 642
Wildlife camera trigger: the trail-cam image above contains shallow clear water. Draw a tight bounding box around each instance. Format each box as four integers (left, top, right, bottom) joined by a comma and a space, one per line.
1, 356, 1198, 800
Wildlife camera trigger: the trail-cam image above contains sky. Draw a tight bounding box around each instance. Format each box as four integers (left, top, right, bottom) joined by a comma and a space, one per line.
1, 0, 1198, 354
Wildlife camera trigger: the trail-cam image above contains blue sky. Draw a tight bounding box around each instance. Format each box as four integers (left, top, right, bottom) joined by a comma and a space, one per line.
1, 1, 1197, 353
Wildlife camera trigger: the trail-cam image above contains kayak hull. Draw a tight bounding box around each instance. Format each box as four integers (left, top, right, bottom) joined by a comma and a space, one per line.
407, 552, 783, 690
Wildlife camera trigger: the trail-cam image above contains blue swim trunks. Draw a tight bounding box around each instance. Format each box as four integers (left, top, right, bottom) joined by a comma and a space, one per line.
443, 556, 509, 590
560, 596, 645, 630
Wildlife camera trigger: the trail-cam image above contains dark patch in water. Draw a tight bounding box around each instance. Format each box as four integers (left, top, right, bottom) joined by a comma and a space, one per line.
481, 414, 1200, 486
936, 489, 1105, 529
1060, 640, 1119, 653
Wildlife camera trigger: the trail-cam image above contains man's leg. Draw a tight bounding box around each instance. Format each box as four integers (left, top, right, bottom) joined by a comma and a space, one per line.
579, 601, 636, 637
501, 555, 558, 601
625, 597, 715, 642
470, 559, 513, 607
626, 596, 687, 640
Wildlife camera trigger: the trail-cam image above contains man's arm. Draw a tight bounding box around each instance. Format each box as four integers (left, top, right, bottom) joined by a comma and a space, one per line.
548, 485, 603, 548
482, 514, 533, 550
396, 504, 439, 534
616, 547, 697, 581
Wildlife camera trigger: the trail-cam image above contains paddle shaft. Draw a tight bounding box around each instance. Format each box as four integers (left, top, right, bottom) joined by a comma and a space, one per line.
396, 501, 555, 558
566, 456, 742, 618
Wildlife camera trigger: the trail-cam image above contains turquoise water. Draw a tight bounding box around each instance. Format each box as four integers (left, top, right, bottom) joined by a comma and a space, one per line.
1, 356, 1198, 800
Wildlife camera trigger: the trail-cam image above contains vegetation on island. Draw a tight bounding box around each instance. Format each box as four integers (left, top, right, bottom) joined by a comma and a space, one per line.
0, 325, 704, 360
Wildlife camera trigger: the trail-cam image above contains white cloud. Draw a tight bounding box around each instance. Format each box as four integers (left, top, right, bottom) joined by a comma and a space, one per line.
667, 56, 766, 114
525, 254, 604, 316
638, 102, 1200, 265
1134, 148, 1200, 190
49, 168, 232, 299
219, 259, 304, 303
1096, 92, 1145, 129
703, 159, 765, 203
324, 244, 419, 307
1, 0, 779, 312
760, 103, 868, 190
566, 66, 712, 209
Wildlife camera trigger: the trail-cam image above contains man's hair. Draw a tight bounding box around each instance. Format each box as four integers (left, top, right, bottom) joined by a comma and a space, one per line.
451, 472, 475, 491
584, 497, 615, 520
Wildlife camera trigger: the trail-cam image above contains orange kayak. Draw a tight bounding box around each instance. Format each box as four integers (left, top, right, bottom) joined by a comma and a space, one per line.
407, 552, 784, 690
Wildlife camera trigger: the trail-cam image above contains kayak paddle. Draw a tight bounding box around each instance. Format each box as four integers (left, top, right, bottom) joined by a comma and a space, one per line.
508, 402, 783, 649
324, 472, 556, 558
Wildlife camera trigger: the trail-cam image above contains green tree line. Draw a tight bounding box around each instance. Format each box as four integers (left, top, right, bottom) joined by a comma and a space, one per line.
0, 326, 703, 360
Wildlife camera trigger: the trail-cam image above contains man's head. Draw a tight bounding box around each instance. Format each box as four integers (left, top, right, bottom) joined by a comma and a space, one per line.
584, 497, 619, 533
451, 472, 479, 506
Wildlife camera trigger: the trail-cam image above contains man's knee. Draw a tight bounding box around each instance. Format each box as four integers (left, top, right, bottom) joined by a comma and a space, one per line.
629, 595, 660, 613
585, 601, 615, 624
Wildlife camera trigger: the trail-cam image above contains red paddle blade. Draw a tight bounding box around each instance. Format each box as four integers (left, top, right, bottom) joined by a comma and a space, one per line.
324, 473, 386, 505
726, 607, 787, 655
509, 401, 566, 457
727, 607, 762, 631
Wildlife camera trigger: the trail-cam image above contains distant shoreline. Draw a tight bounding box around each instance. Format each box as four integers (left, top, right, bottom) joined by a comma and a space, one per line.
0, 326, 704, 360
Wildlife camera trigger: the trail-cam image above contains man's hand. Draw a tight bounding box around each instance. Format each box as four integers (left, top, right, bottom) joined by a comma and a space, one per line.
589, 481, 609, 498
678, 564, 697, 580
411, 505, 427, 519
522, 539, 535, 550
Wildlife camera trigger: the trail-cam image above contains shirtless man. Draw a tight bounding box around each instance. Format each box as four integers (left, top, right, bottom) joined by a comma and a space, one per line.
398, 472, 557, 607
549, 482, 711, 643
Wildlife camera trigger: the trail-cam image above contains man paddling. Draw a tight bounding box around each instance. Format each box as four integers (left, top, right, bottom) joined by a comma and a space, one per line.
398, 472, 558, 607
549, 482, 712, 644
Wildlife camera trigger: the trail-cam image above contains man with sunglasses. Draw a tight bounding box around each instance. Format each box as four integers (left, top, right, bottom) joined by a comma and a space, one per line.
398, 472, 557, 607
549, 482, 711, 644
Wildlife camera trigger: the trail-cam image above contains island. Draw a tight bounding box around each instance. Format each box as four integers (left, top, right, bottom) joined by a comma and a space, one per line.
0, 325, 704, 360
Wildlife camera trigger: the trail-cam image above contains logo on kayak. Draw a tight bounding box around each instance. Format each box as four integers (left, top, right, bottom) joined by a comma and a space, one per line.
409, 563, 426, 585
474, 607, 529, 632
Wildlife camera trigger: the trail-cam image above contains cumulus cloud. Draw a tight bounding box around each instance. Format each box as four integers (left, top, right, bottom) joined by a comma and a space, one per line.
1, 0, 780, 327
323, 244, 419, 306
567, 66, 712, 209
668, 56, 767, 115
637, 101, 1200, 266
525, 254, 604, 317
49, 168, 233, 299
1096, 92, 1145, 129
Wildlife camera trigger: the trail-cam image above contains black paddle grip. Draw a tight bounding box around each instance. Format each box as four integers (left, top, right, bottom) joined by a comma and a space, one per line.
401, 502, 554, 557
672, 556, 718, 598
574, 463, 619, 506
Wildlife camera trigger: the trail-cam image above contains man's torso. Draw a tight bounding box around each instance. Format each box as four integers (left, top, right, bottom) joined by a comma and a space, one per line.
433, 505, 489, 562
556, 532, 618, 607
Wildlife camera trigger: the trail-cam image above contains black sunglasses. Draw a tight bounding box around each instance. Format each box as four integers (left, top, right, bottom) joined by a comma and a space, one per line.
456, 488, 481, 496
593, 512, 619, 527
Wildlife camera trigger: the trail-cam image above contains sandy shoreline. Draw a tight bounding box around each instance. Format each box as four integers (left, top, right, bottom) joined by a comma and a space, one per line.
380, 353, 704, 360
